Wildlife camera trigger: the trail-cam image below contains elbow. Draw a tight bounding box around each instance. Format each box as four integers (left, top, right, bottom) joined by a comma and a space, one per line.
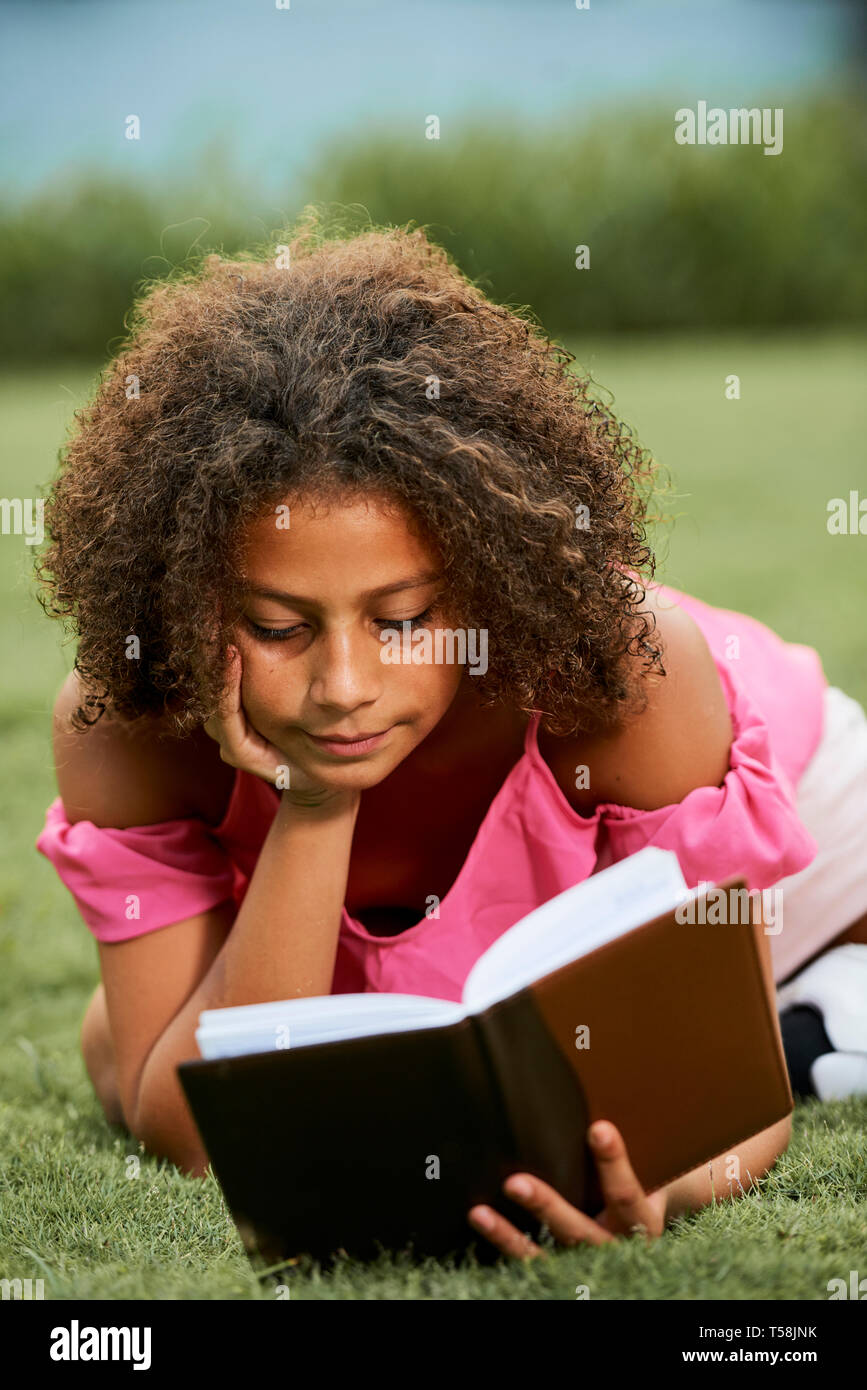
134, 1114, 211, 1179
129, 1042, 212, 1178
744, 1110, 792, 1190
131, 1092, 211, 1179
665, 1109, 793, 1224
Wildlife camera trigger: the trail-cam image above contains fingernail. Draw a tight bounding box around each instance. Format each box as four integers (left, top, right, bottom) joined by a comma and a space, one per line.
505, 1175, 533, 1199
470, 1206, 495, 1231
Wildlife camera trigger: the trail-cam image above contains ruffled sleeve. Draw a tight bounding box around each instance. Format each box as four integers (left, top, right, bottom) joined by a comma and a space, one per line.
35, 798, 240, 943
596, 660, 819, 891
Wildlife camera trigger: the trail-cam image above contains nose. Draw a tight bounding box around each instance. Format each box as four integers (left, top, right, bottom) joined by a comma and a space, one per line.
307, 624, 385, 713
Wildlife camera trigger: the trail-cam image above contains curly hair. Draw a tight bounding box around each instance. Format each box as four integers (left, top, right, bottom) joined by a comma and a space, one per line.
35, 207, 667, 740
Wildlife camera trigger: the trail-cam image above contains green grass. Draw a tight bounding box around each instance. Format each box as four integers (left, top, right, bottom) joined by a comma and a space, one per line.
575, 328, 867, 707
1, 333, 865, 1300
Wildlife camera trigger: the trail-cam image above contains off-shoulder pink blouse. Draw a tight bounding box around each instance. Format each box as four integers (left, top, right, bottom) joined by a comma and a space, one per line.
35, 584, 826, 1002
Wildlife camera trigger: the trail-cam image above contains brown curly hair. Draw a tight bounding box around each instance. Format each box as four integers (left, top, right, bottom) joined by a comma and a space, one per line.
35, 207, 666, 740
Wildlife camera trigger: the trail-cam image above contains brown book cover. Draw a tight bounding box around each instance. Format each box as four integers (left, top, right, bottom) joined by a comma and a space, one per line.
177, 877, 792, 1266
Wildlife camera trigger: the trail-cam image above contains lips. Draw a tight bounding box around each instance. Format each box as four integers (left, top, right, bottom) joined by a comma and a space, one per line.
309, 730, 386, 743
303, 725, 395, 756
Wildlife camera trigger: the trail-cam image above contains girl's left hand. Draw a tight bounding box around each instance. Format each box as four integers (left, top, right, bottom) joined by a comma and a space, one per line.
467, 1120, 667, 1258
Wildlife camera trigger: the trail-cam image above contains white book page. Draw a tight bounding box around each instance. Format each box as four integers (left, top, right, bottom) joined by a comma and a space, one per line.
195, 847, 690, 1058
462, 846, 689, 1014
195, 992, 465, 1060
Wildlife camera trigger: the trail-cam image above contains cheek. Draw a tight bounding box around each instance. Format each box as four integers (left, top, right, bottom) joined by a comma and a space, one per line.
403, 652, 464, 707
236, 644, 300, 717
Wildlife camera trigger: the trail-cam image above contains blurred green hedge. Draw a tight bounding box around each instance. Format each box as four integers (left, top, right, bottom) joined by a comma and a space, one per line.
1, 91, 864, 363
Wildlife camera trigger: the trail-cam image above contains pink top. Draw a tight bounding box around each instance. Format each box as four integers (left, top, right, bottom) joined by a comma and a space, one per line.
36, 584, 827, 1003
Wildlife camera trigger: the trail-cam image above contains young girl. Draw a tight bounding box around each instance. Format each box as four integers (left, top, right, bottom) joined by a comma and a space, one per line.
35, 217, 867, 1262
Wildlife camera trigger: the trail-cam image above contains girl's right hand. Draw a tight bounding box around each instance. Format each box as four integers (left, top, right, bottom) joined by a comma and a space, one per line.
204, 646, 346, 809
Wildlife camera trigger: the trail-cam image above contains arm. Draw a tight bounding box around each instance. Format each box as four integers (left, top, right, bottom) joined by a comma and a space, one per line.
469, 1105, 791, 1259
537, 588, 734, 814
661, 1113, 792, 1223
117, 794, 358, 1176
54, 668, 360, 1177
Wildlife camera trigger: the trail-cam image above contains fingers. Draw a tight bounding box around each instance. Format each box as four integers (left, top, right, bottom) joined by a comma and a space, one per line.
588, 1121, 657, 1238
467, 1167, 617, 1259
467, 1122, 660, 1259
204, 646, 245, 754
467, 1204, 546, 1260
217, 645, 242, 716
497, 1170, 617, 1249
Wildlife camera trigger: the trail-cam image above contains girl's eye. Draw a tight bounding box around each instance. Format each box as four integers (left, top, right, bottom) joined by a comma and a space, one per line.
245, 619, 307, 643
244, 606, 435, 644
374, 606, 434, 631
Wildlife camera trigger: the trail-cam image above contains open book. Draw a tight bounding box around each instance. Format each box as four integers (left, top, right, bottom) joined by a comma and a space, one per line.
177, 848, 793, 1265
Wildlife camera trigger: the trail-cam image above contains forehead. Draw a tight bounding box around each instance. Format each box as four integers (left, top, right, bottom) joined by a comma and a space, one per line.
239, 491, 440, 590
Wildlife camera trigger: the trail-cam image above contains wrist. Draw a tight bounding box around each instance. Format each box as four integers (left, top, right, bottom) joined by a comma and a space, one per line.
648, 1186, 672, 1231
659, 1183, 677, 1227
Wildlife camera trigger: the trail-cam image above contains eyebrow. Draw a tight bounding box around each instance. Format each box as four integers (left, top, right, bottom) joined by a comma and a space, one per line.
244, 570, 443, 606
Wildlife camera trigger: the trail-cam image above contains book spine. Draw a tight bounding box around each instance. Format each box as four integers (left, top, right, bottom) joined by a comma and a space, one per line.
473, 990, 599, 1215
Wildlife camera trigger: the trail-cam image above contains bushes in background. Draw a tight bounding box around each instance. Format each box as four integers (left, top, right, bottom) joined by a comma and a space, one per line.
0, 90, 863, 363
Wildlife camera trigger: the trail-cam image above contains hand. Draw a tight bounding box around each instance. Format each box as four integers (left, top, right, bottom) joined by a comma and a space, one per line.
204, 646, 340, 808
467, 1121, 667, 1259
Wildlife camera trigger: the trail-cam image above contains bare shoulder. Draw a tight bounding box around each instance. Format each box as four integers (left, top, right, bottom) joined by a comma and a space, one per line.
537, 587, 734, 814
52, 669, 233, 829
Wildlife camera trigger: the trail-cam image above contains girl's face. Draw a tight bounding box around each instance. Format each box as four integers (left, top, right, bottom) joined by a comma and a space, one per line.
231, 490, 466, 789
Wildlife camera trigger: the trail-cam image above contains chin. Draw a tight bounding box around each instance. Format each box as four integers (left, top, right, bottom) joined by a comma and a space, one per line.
314, 758, 397, 791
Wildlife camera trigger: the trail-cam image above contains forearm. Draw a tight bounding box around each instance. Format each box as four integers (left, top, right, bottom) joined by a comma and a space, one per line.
661, 1112, 792, 1224
133, 790, 360, 1170
205, 789, 360, 1005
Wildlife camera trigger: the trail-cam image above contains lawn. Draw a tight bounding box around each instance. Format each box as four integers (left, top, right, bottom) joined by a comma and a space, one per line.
1, 331, 865, 1300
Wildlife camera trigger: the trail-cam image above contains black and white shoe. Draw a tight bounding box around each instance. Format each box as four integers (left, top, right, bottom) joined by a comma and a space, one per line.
808, 1052, 867, 1100
776, 943, 867, 1100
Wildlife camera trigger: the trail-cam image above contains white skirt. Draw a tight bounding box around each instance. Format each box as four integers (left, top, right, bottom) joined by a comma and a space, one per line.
771, 685, 867, 985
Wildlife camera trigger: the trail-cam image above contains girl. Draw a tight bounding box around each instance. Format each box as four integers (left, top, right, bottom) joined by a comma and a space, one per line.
35, 216, 867, 1263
